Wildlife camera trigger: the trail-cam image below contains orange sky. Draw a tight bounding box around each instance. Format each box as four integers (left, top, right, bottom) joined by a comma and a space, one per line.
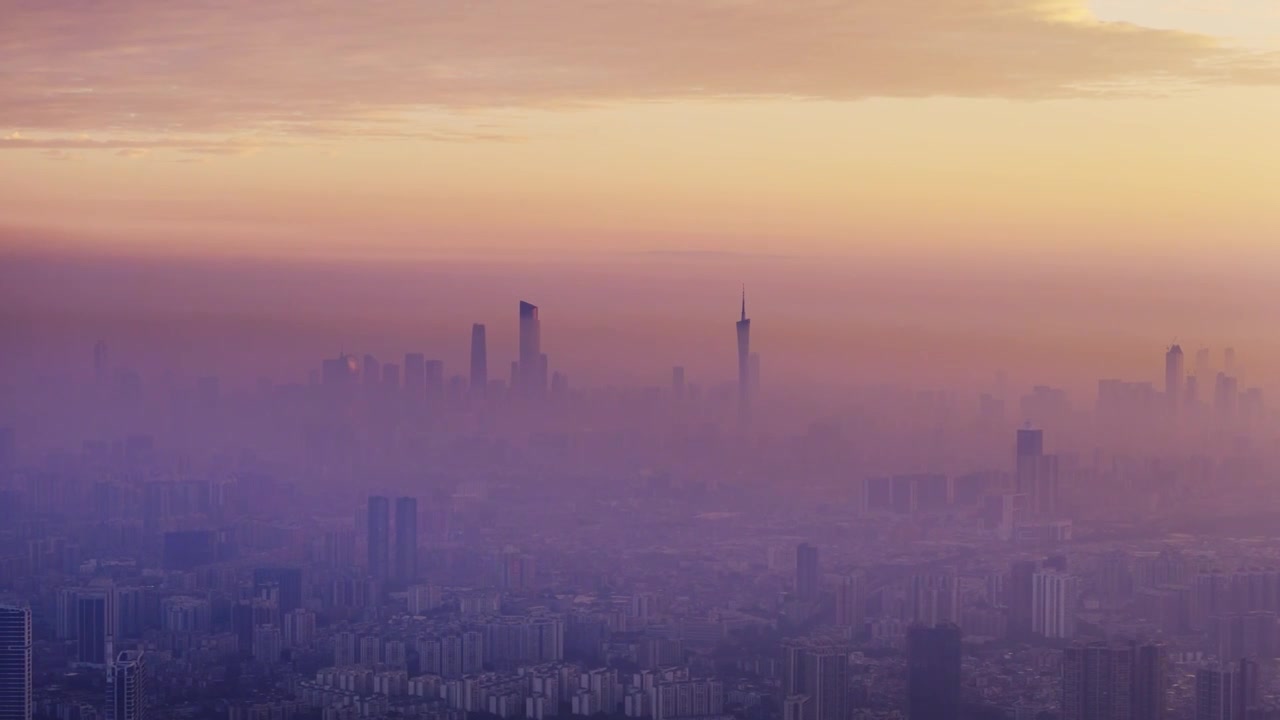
1, 0, 1279, 390
1, 0, 1277, 260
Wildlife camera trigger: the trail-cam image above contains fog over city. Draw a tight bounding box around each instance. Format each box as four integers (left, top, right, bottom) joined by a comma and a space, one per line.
5, 0, 1280, 719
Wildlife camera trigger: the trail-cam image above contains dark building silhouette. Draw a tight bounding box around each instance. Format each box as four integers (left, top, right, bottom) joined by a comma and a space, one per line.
404, 353, 426, 391
796, 543, 820, 602
367, 496, 391, 582
394, 497, 418, 585
253, 568, 304, 614
425, 360, 444, 397
75, 592, 110, 666
1009, 559, 1037, 637
1062, 642, 1134, 720
672, 366, 685, 400
93, 339, 108, 382
1195, 658, 1259, 720
736, 290, 751, 423
1166, 344, 1184, 414
1132, 641, 1168, 720
907, 623, 962, 720
470, 323, 488, 397
381, 362, 400, 390
1015, 427, 1059, 517
0, 605, 31, 720
518, 301, 543, 397
782, 641, 848, 720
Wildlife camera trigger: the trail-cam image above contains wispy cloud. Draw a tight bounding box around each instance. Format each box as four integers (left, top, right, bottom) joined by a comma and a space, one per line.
0, 0, 1275, 151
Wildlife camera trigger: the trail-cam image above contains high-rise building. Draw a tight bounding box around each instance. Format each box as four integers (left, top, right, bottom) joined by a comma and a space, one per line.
907, 624, 962, 720
1214, 373, 1238, 421
76, 591, 113, 666
1015, 428, 1059, 517
381, 362, 400, 390
783, 641, 848, 720
908, 573, 960, 627
367, 496, 391, 582
1195, 659, 1257, 720
1166, 345, 1184, 414
0, 605, 32, 720
394, 497, 418, 584
1032, 571, 1078, 639
795, 543, 820, 602
470, 324, 488, 397
1009, 560, 1037, 637
672, 366, 686, 400
835, 575, 864, 629
404, 353, 426, 391
518, 301, 544, 397
1062, 642, 1134, 720
283, 609, 316, 648
425, 360, 444, 397
362, 354, 379, 387
802, 648, 848, 720
321, 353, 359, 387
252, 624, 283, 664
253, 568, 303, 614
736, 291, 751, 423
1132, 641, 1167, 720
111, 650, 147, 720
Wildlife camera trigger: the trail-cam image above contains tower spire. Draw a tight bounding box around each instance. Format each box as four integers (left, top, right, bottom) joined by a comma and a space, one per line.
740, 286, 746, 322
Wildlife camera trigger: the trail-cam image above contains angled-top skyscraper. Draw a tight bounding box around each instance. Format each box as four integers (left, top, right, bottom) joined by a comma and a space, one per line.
518, 301, 545, 398
736, 289, 751, 423
1165, 344, 1184, 414
470, 323, 487, 397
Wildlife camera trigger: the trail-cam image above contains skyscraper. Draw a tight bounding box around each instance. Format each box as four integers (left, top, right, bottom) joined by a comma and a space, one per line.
795, 543, 819, 602
1032, 571, 1078, 639
93, 340, 108, 382
76, 591, 112, 666
1194, 658, 1257, 720
362, 354, 379, 387
111, 650, 147, 720
1165, 344, 1184, 414
367, 496, 391, 582
1062, 642, 1134, 720
470, 323, 488, 397
394, 497, 418, 584
736, 290, 751, 423
1132, 641, 1167, 720
252, 568, 303, 614
1008, 560, 1037, 638
404, 353, 426, 391
425, 360, 444, 397
907, 624, 962, 720
834, 575, 864, 629
0, 605, 31, 720
783, 641, 848, 720
1015, 428, 1059, 517
519, 301, 543, 397
672, 366, 686, 400
802, 648, 848, 720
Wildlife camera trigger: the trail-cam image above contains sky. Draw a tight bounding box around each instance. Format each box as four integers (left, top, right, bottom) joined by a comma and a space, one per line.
1, 0, 1278, 391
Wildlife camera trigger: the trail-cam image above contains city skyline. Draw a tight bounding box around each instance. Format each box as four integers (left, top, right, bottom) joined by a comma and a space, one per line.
4, 2, 1280, 719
